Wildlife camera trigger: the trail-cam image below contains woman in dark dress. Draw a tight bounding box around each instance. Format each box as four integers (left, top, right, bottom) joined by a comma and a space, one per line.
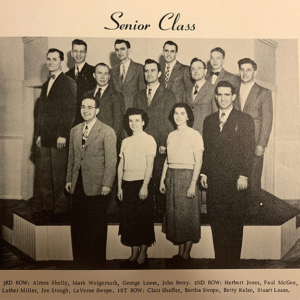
117, 108, 157, 269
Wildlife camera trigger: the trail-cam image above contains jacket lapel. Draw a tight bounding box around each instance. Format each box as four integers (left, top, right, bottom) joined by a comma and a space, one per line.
99, 85, 113, 110
47, 72, 63, 98
75, 123, 85, 151
123, 60, 136, 86
84, 119, 101, 149
113, 65, 122, 89
149, 84, 164, 106
193, 81, 210, 104
167, 61, 181, 88
243, 83, 259, 111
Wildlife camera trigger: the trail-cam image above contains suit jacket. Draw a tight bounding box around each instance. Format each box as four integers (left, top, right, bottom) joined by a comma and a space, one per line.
235, 82, 273, 147
110, 60, 145, 110
36, 72, 77, 147
205, 68, 240, 92
65, 62, 95, 98
66, 119, 117, 195
83, 85, 125, 140
183, 80, 217, 134
133, 84, 176, 147
160, 60, 193, 103
201, 109, 255, 182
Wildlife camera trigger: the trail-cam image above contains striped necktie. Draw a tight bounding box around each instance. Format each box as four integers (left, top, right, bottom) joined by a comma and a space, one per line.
164, 64, 170, 87
219, 112, 226, 131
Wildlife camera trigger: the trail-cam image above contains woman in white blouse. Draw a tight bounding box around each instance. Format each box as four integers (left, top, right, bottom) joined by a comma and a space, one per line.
160, 102, 203, 268
118, 108, 157, 269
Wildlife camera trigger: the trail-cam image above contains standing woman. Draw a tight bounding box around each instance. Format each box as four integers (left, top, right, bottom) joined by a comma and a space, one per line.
160, 103, 203, 268
118, 108, 157, 269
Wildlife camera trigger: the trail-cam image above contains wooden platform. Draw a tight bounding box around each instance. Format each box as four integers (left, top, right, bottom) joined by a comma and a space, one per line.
1, 190, 300, 261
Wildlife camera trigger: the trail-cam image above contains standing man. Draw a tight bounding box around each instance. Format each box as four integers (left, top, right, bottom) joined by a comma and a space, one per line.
206, 47, 240, 93
161, 40, 193, 103
201, 81, 255, 269
184, 58, 217, 135
110, 39, 145, 111
83, 63, 125, 145
236, 58, 273, 199
66, 97, 117, 269
133, 59, 176, 220
35, 48, 77, 217
65, 39, 95, 126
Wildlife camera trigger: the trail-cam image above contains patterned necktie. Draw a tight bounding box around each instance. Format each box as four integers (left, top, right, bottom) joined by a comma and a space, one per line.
120, 64, 126, 84
147, 89, 152, 106
194, 84, 199, 95
165, 64, 170, 87
82, 125, 88, 148
95, 87, 102, 99
75, 66, 79, 80
219, 112, 226, 131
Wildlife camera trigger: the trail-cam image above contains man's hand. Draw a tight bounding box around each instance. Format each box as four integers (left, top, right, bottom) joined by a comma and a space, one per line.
139, 184, 148, 200
101, 186, 111, 196
237, 176, 248, 191
200, 175, 208, 188
159, 146, 166, 155
57, 137, 66, 150
255, 145, 265, 156
36, 136, 41, 148
65, 182, 72, 193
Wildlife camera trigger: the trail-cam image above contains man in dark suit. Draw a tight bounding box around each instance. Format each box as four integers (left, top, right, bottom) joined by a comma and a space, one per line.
35, 48, 77, 216
201, 81, 255, 269
183, 57, 217, 135
83, 63, 125, 145
133, 59, 176, 220
110, 39, 145, 111
66, 97, 117, 269
236, 58, 273, 199
65, 39, 95, 126
205, 47, 240, 93
160, 40, 193, 103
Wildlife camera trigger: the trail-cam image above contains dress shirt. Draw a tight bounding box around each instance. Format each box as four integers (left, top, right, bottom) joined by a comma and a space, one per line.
165, 59, 177, 76
192, 80, 206, 101
239, 80, 255, 111
75, 62, 86, 74
146, 81, 160, 104
94, 84, 109, 97
82, 117, 97, 137
211, 67, 222, 85
219, 106, 233, 123
47, 70, 62, 96
120, 59, 131, 79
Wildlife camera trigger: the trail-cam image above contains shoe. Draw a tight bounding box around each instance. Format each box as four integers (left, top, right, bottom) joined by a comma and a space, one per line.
166, 254, 183, 269
133, 255, 148, 269
180, 256, 192, 269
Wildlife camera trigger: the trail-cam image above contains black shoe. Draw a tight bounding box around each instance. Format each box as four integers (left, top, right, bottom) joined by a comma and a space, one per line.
166, 254, 183, 269
180, 256, 192, 269
207, 260, 220, 269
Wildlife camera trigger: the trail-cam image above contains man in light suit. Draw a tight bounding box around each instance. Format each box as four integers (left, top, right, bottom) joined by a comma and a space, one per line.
66, 97, 117, 269
110, 39, 145, 111
35, 48, 77, 217
183, 58, 217, 135
133, 59, 176, 220
201, 81, 255, 269
236, 58, 273, 199
65, 39, 95, 126
83, 63, 125, 145
205, 47, 240, 93
160, 40, 193, 103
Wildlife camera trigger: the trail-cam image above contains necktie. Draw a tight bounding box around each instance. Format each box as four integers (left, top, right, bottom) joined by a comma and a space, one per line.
82, 125, 88, 148
211, 71, 220, 76
120, 64, 126, 84
95, 87, 102, 99
75, 66, 79, 80
50, 74, 55, 79
219, 112, 226, 131
165, 65, 170, 87
194, 84, 199, 95
147, 89, 152, 106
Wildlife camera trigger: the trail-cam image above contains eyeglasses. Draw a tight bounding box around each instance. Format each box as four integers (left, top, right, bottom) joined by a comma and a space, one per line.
81, 106, 96, 110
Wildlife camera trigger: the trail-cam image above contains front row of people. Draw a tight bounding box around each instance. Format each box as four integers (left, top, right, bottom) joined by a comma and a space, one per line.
65, 79, 255, 270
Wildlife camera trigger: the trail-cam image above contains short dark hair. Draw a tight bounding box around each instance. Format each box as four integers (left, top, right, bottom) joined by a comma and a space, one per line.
144, 59, 161, 73
163, 40, 178, 52
215, 80, 236, 95
94, 62, 110, 73
115, 39, 131, 49
210, 47, 225, 58
190, 57, 206, 69
72, 39, 87, 51
47, 48, 64, 61
238, 58, 257, 71
81, 97, 99, 109
168, 103, 194, 129
124, 108, 149, 133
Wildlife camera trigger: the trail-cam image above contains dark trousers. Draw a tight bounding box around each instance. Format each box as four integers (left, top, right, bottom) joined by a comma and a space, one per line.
39, 147, 69, 213
71, 170, 108, 267
250, 154, 264, 196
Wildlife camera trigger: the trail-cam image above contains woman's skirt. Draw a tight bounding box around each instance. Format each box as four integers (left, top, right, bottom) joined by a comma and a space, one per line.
162, 168, 201, 244
119, 180, 155, 247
